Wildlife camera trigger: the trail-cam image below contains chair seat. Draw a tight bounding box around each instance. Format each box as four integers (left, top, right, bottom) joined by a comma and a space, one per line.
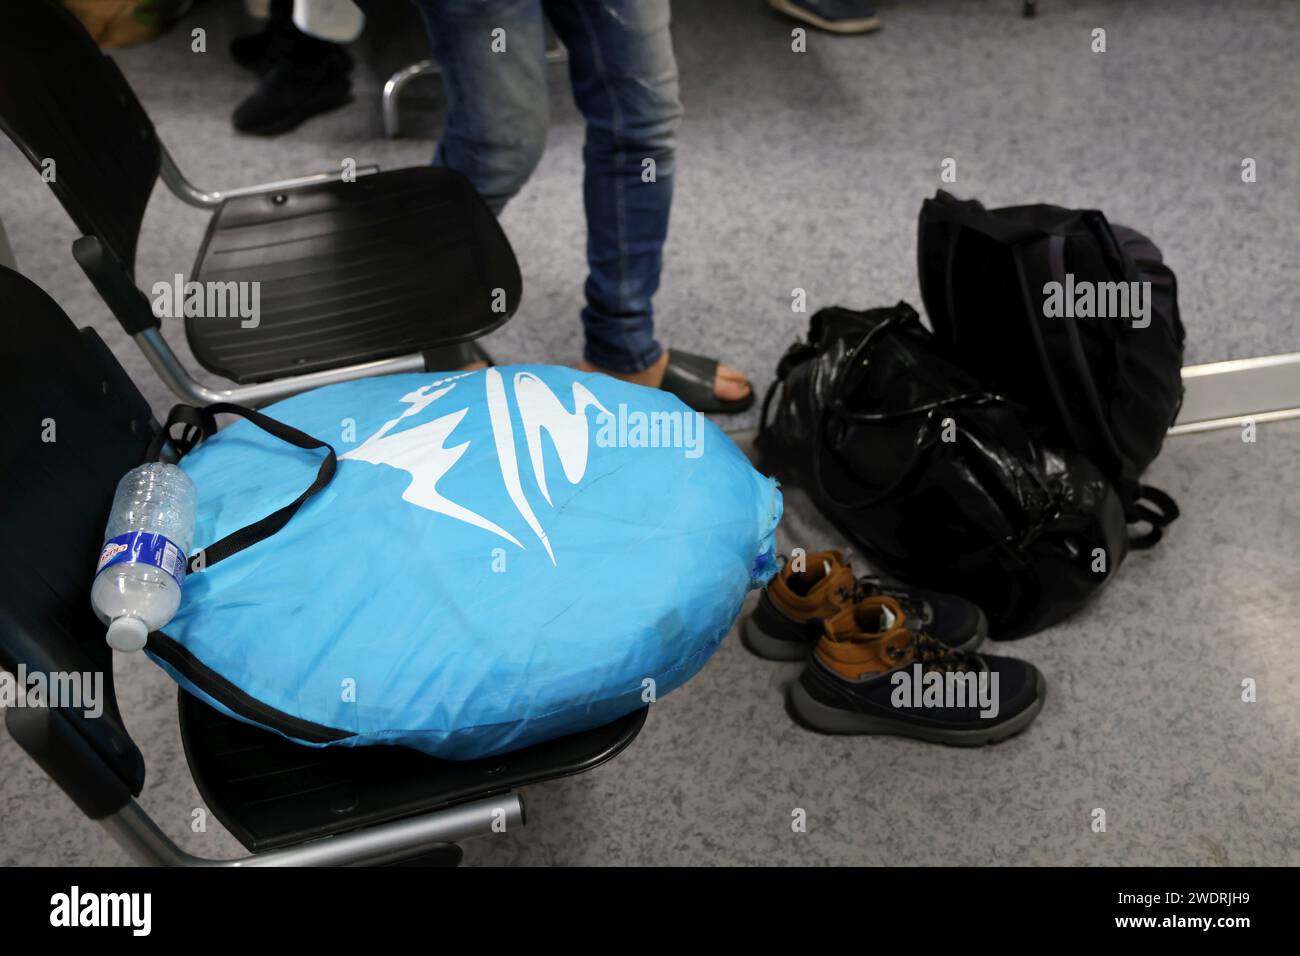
187, 166, 520, 384
178, 689, 647, 853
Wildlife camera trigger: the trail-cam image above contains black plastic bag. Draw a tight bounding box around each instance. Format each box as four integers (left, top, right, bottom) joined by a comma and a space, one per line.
758, 302, 1129, 639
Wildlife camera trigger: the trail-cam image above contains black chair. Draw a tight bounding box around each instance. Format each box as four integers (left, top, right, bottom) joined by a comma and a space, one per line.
0, 265, 644, 865
0, 0, 521, 409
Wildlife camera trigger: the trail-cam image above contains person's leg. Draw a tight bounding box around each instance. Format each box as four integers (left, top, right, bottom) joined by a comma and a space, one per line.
412, 0, 550, 214
544, 0, 749, 402
541, 0, 674, 376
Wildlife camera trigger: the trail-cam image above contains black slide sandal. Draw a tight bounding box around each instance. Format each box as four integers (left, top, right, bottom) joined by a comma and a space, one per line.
422, 340, 495, 371
660, 349, 755, 414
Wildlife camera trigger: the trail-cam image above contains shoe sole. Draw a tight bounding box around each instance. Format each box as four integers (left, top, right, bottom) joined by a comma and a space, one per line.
742, 615, 810, 661
767, 0, 882, 34
786, 668, 1046, 746
743, 604, 987, 660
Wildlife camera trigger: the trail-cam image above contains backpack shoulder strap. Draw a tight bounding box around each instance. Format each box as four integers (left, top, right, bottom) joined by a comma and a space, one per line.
1007, 236, 1093, 453
1127, 485, 1180, 549
919, 192, 1063, 348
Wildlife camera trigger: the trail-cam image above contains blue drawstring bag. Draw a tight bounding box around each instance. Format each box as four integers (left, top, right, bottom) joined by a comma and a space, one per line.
149, 366, 781, 759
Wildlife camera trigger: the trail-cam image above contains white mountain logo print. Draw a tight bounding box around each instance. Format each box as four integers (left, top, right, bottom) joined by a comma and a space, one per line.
340, 369, 609, 565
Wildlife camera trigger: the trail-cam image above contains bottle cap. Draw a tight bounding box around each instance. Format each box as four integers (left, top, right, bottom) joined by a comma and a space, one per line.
107, 616, 148, 652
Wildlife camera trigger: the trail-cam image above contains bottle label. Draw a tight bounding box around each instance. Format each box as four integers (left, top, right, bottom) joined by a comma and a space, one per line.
95, 531, 187, 587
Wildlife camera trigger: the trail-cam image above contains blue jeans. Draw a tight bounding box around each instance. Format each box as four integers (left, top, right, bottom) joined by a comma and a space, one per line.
413, 0, 683, 374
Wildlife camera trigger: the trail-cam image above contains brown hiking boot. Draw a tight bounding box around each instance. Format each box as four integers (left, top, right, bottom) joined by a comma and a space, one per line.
815, 596, 915, 678
787, 596, 1046, 745
742, 550, 855, 660
743, 549, 986, 660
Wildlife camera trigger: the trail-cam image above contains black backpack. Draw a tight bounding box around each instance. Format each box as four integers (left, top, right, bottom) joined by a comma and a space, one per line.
757, 302, 1129, 639
917, 191, 1183, 545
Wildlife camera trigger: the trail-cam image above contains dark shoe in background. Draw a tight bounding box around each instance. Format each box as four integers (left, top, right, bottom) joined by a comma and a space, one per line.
230, 11, 357, 76
230, 0, 292, 73
229, 23, 281, 73
231, 0, 353, 135
231, 33, 353, 135
232, 57, 352, 135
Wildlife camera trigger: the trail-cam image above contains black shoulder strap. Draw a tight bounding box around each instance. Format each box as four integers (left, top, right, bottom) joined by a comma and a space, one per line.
150, 402, 337, 574
1127, 485, 1179, 550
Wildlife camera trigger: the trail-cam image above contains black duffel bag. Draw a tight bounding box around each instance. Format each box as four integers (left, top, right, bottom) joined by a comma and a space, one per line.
757, 301, 1129, 639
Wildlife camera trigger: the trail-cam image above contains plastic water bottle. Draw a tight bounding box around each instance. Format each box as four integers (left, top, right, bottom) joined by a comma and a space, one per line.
91, 463, 197, 652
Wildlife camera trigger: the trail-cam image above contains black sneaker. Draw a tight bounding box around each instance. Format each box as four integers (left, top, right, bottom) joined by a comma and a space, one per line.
852, 575, 988, 650
787, 597, 1046, 745
231, 25, 279, 73
743, 549, 985, 660
231, 50, 353, 136
231, 0, 292, 74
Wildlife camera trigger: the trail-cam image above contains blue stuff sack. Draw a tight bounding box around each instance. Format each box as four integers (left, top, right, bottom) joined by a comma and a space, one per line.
151, 366, 782, 760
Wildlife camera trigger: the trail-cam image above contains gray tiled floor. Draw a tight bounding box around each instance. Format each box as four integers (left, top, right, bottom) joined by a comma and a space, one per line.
2, 419, 1297, 866
1, 0, 1297, 865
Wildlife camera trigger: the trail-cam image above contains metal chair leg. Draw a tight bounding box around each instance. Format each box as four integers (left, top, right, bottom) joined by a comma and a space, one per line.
383, 39, 569, 139
383, 60, 439, 139
100, 795, 522, 866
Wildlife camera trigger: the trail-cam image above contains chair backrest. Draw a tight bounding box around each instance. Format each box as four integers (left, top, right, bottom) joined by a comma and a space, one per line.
0, 265, 155, 815
0, 0, 161, 275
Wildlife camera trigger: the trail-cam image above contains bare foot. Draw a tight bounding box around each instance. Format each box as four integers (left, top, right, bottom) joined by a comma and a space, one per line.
457, 360, 490, 371
578, 351, 752, 403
